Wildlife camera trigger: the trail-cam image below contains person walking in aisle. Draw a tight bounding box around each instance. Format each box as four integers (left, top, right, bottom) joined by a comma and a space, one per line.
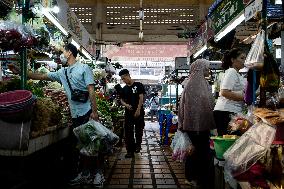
214, 48, 246, 136
178, 59, 216, 189
149, 92, 159, 122
119, 69, 145, 158
8, 43, 104, 186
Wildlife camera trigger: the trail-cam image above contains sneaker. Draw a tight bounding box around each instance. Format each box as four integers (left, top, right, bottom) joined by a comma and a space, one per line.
93, 173, 105, 188
125, 152, 134, 158
68, 172, 93, 186
184, 179, 200, 188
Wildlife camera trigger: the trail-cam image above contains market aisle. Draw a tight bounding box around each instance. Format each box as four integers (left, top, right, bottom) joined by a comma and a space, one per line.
103, 121, 189, 189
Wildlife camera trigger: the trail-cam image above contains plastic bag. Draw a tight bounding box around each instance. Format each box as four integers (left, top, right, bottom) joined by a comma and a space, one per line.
73, 120, 119, 156
223, 122, 276, 176
260, 42, 280, 93
228, 113, 253, 135
244, 30, 264, 69
171, 130, 193, 162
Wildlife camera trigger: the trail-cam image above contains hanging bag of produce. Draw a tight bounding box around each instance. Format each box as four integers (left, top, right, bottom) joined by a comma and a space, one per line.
244, 30, 264, 70
171, 130, 193, 162
259, 42, 280, 93
73, 120, 119, 156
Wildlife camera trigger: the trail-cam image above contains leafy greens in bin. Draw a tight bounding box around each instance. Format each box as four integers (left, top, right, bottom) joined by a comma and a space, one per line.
73, 120, 119, 156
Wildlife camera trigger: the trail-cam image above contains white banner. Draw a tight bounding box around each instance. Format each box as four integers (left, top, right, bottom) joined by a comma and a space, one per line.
245, 0, 263, 22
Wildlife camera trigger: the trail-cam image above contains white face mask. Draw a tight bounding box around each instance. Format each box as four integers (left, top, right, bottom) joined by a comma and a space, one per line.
60, 53, 68, 66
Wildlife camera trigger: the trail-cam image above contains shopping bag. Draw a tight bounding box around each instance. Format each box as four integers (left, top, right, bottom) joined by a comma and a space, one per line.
73, 120, 119, 156
244, 30, 264, 69
171, 130, 193, 162
223, 122, 276, 177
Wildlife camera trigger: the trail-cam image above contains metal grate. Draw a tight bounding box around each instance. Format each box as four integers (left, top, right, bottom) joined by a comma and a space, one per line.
106, 5, 199, 25
70, 7, 93, 23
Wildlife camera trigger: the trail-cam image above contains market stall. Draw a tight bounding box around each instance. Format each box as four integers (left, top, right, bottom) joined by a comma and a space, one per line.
204, 0, 284, 188
0, 0, 120, 157
165, 0, 284, 188
0, 0, 73, 155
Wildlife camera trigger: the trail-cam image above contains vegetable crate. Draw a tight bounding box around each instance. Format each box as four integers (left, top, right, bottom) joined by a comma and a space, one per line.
159, 112, 177, 145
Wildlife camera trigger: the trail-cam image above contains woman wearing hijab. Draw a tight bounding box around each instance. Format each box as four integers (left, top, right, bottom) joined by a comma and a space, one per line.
178, 59, 216, 189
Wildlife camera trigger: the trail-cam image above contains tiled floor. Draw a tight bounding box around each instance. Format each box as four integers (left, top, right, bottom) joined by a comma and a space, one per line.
103, 121, 189, 189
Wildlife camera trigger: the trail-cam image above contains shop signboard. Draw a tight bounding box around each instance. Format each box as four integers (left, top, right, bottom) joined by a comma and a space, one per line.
245, 0, 262, 22
208, 0, 245, 35
106, 45, 187, 62
55, 0, 96, 55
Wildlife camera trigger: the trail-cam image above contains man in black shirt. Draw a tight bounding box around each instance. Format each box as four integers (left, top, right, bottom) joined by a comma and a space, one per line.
119, 69, 145, 158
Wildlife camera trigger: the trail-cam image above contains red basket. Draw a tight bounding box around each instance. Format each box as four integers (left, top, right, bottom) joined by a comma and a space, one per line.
0, 90, 32, 106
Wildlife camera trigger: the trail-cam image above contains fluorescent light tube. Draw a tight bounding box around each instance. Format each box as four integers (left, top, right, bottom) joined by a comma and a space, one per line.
82, 49, 93, 60
215, 13, 245, 42
42, 8, 68, 36
52, 6, 60, 13
193, 45, 207, 58
71, 39, 80, 49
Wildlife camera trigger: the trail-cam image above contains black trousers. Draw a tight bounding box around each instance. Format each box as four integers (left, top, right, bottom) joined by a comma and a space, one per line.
185, 131, 210, 189
124, 112, 145, 153
213, 110, 235, 136
65, 110, 92, 177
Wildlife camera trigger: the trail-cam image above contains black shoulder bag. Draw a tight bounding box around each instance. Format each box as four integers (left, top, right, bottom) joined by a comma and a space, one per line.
65, 69, 89, 103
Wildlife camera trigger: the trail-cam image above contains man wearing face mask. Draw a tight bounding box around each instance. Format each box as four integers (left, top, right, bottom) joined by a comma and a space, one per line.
8, 43, 103, 186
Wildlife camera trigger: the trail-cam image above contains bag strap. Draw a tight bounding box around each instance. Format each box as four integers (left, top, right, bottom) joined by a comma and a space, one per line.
65, 68, 73, 92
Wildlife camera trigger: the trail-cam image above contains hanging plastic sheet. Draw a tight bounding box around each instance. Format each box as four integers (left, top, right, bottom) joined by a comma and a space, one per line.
244, 30, 264, 70
224, 122, 276, 177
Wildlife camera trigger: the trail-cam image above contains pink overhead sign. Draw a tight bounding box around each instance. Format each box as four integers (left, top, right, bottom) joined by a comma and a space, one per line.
105, 44, 188, 62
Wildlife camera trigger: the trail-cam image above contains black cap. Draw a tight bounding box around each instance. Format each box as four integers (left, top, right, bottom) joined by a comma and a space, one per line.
64, 43, 78, 58
119, 69, 129, 76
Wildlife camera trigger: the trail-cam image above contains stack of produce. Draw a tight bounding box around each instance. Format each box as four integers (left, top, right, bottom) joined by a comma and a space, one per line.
44, 88, 69, 113
0, 77, 45, 97
0, 21, 38, 52
96, 95, 124, 131
31, 97, 62, 137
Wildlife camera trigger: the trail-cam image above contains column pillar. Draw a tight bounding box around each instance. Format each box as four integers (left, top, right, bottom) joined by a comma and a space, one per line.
94, 0, 105, 57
